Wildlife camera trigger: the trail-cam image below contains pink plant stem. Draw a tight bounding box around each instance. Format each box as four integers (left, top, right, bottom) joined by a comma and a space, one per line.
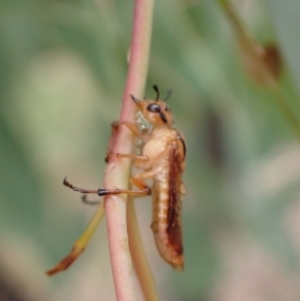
103, 0, 155, 300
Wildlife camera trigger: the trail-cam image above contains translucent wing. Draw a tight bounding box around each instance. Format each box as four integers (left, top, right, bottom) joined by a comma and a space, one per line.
167, 145, 184, 258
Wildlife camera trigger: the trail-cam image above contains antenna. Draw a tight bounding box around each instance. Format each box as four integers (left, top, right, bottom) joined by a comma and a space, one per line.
153, 84, 160, 101
164, 89, 172, 101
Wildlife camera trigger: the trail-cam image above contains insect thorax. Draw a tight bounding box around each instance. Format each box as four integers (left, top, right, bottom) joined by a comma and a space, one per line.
135, 110, 153, 133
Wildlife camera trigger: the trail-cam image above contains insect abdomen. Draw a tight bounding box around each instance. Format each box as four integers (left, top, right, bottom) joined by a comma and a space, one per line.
151, 173, 184, 270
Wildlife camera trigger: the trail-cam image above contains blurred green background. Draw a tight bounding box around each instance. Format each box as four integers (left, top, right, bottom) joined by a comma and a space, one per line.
1, 0, 300, 300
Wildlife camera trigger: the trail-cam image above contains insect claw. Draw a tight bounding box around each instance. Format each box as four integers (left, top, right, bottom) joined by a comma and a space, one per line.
111, 121, 120, 131
105, 152, 113, 163
63, 177, 71, 188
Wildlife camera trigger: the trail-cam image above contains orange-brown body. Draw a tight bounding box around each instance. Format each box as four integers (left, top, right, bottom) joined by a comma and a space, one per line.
129, 92, 186, 269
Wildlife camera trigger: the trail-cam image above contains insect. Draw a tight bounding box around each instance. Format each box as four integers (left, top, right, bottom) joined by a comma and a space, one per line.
46, 85, 186, 275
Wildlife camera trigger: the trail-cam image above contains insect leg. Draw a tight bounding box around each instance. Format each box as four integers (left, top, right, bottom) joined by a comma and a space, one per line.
97, 169, 158, 197
63, 177, 99, 194
106, 152, 149, 162
47, 171, 155, 275
128, 169, 158, 195
63, 177, 151, 197
111, 120, 145, 140
105, 121, 148, 163
81, 194, 101, 205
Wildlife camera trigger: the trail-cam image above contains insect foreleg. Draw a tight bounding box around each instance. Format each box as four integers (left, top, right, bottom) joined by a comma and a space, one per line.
111, 121, 150, 142
105, 121, 149, 163
111, 120, 144, 140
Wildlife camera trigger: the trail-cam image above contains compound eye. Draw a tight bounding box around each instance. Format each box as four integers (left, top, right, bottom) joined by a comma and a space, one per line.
147, 103, 161, 113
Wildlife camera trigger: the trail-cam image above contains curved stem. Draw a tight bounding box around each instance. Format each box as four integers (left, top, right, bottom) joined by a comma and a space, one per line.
103, 0, 156, 301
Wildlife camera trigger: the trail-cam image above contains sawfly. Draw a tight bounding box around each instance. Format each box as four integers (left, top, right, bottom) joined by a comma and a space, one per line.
46, 85, 186, 275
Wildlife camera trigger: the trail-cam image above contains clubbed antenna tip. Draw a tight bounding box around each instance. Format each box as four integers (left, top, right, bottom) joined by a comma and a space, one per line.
153, 84, 159, 101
